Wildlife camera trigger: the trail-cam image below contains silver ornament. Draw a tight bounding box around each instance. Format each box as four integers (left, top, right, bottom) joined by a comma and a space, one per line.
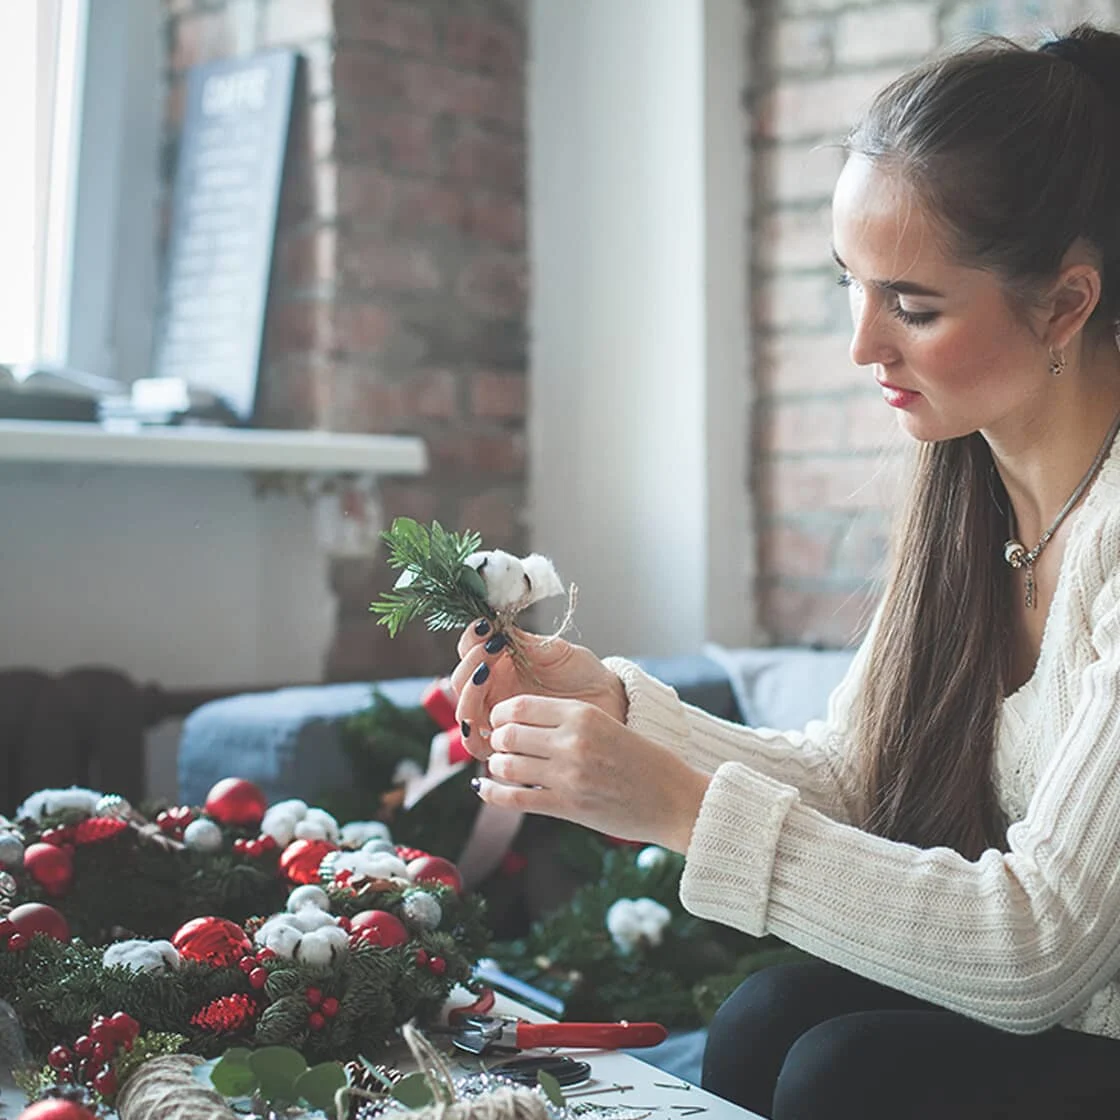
183, 818, 224, 852
0, 871, 15, 908
0, 833, 23, 870
95, 794, 132, 819
318, 849, 342, 886
636, 845, 669, 871
399, 889, 442, 931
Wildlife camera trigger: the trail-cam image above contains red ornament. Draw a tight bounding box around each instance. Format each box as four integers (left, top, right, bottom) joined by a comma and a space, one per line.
190, 993, 256, 1032
349, 910, 409, 948
73, 817, 129, 845
8, 902, 70, 943
279, 838, 337, 885
172, 916, 251, 966
18, 1101, 98, 1120
23, 843, 74, 896
446, 726, 471, 765
407, 855, 463, 895
421, 678, 458, 730
203, 778, 268, 828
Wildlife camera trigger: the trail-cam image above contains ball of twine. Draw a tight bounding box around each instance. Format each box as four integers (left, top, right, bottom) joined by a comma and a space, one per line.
116, 1054, 237, 1120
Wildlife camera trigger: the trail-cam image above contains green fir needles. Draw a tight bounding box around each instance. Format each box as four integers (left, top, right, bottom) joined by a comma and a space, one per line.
371, 518, 493, 637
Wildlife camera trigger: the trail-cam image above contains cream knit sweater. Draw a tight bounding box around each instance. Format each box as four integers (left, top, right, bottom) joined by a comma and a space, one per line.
603, 445, 1120, 1040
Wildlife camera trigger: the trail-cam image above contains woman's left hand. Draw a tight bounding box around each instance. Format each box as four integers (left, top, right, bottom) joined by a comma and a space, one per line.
475, 695, 710, 854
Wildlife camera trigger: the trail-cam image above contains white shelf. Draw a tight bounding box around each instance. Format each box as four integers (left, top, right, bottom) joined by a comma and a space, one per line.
0, 419, 427, 475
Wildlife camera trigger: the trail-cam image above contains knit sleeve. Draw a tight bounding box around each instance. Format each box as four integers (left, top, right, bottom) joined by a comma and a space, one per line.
601, 630, 874, 825
679, 563, 1120, 1034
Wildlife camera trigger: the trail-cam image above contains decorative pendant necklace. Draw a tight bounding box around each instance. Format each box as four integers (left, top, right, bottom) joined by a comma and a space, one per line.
1004, 408, 1120, 608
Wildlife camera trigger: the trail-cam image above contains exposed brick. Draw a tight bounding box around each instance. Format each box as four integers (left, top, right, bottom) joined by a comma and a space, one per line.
456, 253, 527, 318
759, 452, 890, 514
264, 298, 334, 354
445, 10, 524, 77
760, 69, 899, 142
334, 0, 437, 56
757, 332, 862, 394
260, 0, 332, 46
330, 556, 379, 612
755, 273, 838, 332
759, 398, 845, 455
169, 11, 237, 72
327, 614, 452, 681
776, 17, 833, 73
392, 181, 469, 233
757, 142, 846, 206
448, 130, 525, 193
455, 487, 524, 549
337, 164, 395, 221
338, 236, 443, 293
331, 302, 397, 354
757, 203, 832, 272
256, 354, 335, 428
464, 193, 525, 247
428, 430, 526, 478
759, 582, 876, 648
325, 367, 459, 431
835, 3, 937, 67
759, 522, 834, 581
336, 105, 438, 173
275, 226, 337, 291
280, 158, 338, 225
470, 371, 526, 419
843, 390, 911, 452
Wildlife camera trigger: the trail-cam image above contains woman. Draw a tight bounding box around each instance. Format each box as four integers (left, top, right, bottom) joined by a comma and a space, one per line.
451, 24, 1120, 1119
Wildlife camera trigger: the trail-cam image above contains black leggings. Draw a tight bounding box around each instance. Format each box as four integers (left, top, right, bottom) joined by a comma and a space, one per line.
702, 960, 1120, 1119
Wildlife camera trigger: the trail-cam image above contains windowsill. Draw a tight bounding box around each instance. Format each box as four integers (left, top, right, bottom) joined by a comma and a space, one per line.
0, 418, 428, 475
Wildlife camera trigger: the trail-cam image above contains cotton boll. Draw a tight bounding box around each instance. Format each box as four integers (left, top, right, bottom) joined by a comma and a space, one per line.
16, 787, 103, 822
0, 832, 24, 869
605, 899, 647, 954
341, 821, 392, 849
316, 924, 350, 954
291, 907, 337, 933
465, 550, 531, 611
287, 885, 331, 913
520, 553, 564, 604
261, 806, 301, 847
152, 940, 182, 970
183, 818, 224, 852
360, 838, 397, 857
361, 853, 409, 880
270, 799, 309, 818
301, 808, 339, 843
103, 939, 181, 974
293, 817, 331, 841
259, 923, 302, 960
295, 929, 338, 967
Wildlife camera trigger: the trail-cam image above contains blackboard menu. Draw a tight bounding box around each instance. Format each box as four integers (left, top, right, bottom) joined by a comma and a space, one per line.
152, 50, 299, 423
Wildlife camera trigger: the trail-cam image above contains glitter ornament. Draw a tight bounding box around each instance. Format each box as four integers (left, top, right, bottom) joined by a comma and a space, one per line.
400, 890, 442, 931
280, 838, 337, 885
72, 817, 129, 845
23, 843, 73, 896
190, 993, 256, 1032
203, 778, 268, 828
171, 917, 251, 966
8, 902, 70, 943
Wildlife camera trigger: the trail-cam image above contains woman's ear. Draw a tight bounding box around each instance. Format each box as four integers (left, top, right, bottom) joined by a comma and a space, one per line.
1046, 245, 1103, 350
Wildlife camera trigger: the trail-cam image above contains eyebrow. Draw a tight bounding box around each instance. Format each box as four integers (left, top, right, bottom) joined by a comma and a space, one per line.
831, 247, 946, 298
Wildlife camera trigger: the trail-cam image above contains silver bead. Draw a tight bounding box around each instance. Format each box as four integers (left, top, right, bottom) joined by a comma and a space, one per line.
1004, 540, 1027, 568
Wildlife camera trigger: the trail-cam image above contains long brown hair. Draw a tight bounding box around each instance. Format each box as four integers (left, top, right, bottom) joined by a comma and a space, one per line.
846, 26, 1120, 859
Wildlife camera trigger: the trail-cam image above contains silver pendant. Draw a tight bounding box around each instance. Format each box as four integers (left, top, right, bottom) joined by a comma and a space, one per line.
1004, 540, 1027, 568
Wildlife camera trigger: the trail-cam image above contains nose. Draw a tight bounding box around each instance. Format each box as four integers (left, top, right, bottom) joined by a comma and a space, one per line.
848, 294, 898, 368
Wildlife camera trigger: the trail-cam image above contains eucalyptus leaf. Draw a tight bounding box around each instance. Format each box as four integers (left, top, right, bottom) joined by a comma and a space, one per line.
295, 1062, 348, 1112
209, 1054, 258, 1098
391, 1071, 436, 1109
358, 1056, 398, 1091
461, 565, 488, 601
537, 1069, 565, 1107
247, 1045, 307, 1104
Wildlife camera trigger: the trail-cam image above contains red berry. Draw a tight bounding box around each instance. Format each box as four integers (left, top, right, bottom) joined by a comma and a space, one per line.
0, 918, 13, 938
73, 1035, 93, 1057
94, 1067, 118, 1096
336, 916, 351, 932
305, 987, 322, 1007
108, 1011, 139, 1043
308, 1011, 326, 1031
48, 1045, 72, 1069
429, 956, 447, 975
6, 932, 27, 951
415, 949, 429, 965
238, 956, 256, 974
56, 1067, 74, 1083
92, 1041, 112, 1064
321, 997, 339, 1018
233, 839, 247, 854
256, 948, 277, 962
249, 968, 268, 989
257, 834, 278, 852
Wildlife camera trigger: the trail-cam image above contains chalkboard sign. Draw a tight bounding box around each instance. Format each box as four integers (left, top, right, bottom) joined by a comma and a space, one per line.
152, 49, 299, 423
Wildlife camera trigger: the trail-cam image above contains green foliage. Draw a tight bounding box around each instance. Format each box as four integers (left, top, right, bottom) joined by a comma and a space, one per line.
204, 1045, 347, 1112
370, 518, 493, 637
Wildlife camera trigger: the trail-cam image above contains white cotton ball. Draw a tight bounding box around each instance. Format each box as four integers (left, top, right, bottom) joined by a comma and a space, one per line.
316, 924, 350, 954
261, 807, 300, 847
362, 853, 409, 880
520, 553, 564, 604
632, 899, 672, 946
103, 939, 180, 974
291, 907, 337, 933
605, 900, 646, 954
16, 787, 103, 822
270, 799, 309, 818
260, 923, 302, 960
183, 818, 224, 852
287, 885, 331, 913
361, 838, 397, 857
465, 550, 531, 611
293, 818, 331, 841
295, 929, 338, 967
341, 821, 392, 849
400, 890, 442, 931
152, 940, 182, 970
635, 845, 669, 872
301, 808, 339, 843
256, 914, 302, 941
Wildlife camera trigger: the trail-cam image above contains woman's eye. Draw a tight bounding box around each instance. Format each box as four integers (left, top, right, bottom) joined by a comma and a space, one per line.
836, 270, 856, 289
893, 304, 938, 327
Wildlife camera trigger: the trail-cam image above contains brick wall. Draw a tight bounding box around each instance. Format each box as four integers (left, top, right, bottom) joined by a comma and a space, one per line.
750, 0, 1116, 647
163, 0, 527, 679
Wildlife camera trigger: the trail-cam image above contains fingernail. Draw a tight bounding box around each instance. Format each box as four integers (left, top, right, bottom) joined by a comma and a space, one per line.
472, 663, 490, 686
474, 619, 491, 636
484, 632, 508, 654
470, 777, 483, 795
461, 720, 470, 738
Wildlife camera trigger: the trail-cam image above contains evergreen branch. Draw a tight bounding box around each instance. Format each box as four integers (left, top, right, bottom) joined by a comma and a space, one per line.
370, 519, 492, 637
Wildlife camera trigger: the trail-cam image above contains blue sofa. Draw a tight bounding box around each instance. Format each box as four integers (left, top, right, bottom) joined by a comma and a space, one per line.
177, 643, 857, 1084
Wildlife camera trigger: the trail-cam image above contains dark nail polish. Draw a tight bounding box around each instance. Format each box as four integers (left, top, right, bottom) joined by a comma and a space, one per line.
470, 777, 482, 795
484, 632, 508, 654
472, 662, 490, 686
461, 720, 470, 738
474, 619, 491, 636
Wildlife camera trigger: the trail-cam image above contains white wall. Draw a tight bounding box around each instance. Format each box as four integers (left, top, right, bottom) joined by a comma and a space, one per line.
528, 0, 754, 659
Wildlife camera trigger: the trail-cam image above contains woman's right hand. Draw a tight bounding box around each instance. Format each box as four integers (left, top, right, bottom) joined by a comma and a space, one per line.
451, 620, 628, 759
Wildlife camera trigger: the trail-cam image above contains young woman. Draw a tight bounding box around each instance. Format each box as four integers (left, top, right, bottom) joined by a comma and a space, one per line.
451, 24, 1120, 1119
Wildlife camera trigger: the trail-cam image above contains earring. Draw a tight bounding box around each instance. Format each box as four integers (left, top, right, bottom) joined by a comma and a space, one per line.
1049, 347, 1066, 376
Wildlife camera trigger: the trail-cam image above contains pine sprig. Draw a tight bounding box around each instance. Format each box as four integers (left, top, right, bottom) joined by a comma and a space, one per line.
370, 519, 493, 637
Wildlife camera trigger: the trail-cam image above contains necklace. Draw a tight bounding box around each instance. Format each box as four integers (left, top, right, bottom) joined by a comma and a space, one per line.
1003, 408, 1120, 608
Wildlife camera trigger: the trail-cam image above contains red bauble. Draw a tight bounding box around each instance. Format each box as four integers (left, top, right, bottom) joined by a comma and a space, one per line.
203, 778, 268, 828
349, 910, 409, 948
73, 817, 129, 845
18, 1102, 98, 1120
23, 843, 73, 897
172, 916, 251, 966
421, 678, 458, 731
8, 902, 70, 943
406, 855, 463, 895
279, 838, 337, 885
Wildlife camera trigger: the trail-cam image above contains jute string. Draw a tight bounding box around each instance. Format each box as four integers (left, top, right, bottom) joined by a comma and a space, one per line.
116, 1054, 237, 1120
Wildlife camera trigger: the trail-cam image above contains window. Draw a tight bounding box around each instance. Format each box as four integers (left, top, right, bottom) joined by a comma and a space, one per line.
0, 0, 85, 369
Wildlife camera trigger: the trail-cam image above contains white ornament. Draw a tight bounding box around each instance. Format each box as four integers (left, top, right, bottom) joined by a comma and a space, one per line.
103, 939, 181, 974
400, 890, 442, 931
636, 846, 669, 871
340, 821, 392, 849
287, 885, 331, 913
183, 818, 224, 853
